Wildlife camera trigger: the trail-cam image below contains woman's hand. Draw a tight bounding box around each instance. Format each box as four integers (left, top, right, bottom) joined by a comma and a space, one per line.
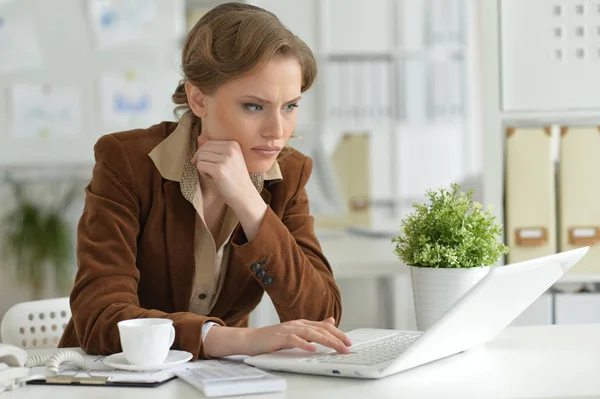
203, 317, 353, 358
191, 136, 267, 240
244, 317, 352, 356
191, 136, 256, 204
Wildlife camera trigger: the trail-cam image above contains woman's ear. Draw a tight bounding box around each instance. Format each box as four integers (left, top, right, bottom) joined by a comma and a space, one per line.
185, 81, 208, 118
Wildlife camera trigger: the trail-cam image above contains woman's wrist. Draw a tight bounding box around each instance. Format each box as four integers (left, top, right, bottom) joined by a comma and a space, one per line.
229, 190, 267, 241
203, 326, 255, 358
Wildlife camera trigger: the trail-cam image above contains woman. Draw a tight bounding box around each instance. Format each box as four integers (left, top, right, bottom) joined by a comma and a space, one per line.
59, 2, 351, 360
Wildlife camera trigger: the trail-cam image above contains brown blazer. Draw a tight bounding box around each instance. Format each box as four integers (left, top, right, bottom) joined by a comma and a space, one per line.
59, 121, 342, 359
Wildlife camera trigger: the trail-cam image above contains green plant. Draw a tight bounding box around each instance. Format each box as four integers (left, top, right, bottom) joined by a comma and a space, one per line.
1, 180, 77, 298
392, 183, 509, 268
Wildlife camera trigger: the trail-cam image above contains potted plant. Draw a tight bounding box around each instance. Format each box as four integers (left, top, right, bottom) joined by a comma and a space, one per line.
1, 179, 77, 299
392, 183, 509, 330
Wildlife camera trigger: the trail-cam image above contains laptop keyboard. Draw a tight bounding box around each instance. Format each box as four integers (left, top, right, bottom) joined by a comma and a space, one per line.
309, 332, 422, 366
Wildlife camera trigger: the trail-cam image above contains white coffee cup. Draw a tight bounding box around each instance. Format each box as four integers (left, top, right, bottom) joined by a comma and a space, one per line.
117, 318, 175, 366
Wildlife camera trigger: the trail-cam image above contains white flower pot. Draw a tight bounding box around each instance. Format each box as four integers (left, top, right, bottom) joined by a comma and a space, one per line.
409, 265, 491, 331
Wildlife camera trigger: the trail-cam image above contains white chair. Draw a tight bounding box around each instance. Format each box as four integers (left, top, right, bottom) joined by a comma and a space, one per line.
0, 297, 71, 349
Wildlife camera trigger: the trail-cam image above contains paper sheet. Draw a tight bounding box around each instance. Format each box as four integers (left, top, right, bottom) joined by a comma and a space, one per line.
10, 84, 83, 139
100, 71, 175, 131
87, 0, 158, 48
0, 14, 43, 73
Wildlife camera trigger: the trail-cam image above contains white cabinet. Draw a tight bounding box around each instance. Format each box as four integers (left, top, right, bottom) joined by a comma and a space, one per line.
500, 0, 600, 112
510, 293, 553, 326
555, 292, 600, 324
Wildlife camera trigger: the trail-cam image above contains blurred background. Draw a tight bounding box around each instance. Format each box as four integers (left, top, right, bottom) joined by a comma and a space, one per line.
2, 0, 600, 337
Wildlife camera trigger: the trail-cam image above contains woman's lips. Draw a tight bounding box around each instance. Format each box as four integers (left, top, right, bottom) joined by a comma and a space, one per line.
252, 146, 281, 158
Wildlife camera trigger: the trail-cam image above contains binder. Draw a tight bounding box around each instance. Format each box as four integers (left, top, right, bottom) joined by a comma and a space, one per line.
333, 133, 371, 227
558, 126, 600, 273
373, 60, 389, 120
505, 126, 557, 263
314, 133, 371, 230
326, 62, 341, 121
362, 61, 376, 122
404, 59, 427, 124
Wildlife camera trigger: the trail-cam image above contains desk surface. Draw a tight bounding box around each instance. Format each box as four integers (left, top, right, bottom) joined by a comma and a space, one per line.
6, 324, 600, 399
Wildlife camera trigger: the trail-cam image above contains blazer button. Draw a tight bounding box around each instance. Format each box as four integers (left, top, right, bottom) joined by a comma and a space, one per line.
256, 269, 267, 278
250, 263, 261, 271
263, 277, 273, 285
198, 293, 207, 300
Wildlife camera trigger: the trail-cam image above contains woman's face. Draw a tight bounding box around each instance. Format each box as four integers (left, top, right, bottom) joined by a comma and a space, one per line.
188, 56, 303, 174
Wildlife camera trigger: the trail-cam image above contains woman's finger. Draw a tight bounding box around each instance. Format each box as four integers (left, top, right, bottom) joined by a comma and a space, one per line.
277, 334, 317, 352
301, 320, 352, 347
307, 326, 349, 351
194, 151, 222, 165
197, 137, 231, 147
195, 161, 219, 179
292, 327, 350, 354
196, 143, 229, 156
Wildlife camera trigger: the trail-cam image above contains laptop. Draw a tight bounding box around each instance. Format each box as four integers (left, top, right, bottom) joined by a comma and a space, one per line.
245, 247, 589, 379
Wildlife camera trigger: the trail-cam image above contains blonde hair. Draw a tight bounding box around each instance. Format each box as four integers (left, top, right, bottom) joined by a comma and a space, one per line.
172, 2, 317, 125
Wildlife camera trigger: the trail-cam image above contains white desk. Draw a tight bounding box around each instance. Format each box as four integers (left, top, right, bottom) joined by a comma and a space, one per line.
6, 324, 600, 398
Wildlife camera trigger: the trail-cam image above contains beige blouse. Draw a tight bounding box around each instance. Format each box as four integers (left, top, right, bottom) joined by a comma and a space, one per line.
149, 113, 282, 315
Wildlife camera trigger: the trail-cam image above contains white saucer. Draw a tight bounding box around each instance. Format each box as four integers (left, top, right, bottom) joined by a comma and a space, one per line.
103, 350, 193, 371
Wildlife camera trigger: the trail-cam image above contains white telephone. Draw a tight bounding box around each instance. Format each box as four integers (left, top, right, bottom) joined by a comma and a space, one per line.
0, 343, 30, 392
0, 343, 86, 392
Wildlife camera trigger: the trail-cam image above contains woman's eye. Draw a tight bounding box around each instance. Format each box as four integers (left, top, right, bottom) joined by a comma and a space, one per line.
284, 103, 299, 112
244, 103, 263, 112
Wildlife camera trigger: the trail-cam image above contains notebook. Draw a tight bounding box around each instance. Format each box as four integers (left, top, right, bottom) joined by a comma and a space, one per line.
26, 352, 181, 387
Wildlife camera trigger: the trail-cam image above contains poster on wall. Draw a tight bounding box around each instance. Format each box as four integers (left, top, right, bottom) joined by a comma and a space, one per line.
87, 0, 158, 49
99, 71, 175, 131
0, 14, 43, 73
10, 84, 83, 139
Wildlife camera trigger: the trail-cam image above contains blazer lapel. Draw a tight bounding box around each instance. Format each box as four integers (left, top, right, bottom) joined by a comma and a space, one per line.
260, 187, 272, 204
164, 180, 196, 312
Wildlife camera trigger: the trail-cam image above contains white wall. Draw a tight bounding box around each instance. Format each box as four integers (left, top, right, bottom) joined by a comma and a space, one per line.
0, 0, 182, 167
